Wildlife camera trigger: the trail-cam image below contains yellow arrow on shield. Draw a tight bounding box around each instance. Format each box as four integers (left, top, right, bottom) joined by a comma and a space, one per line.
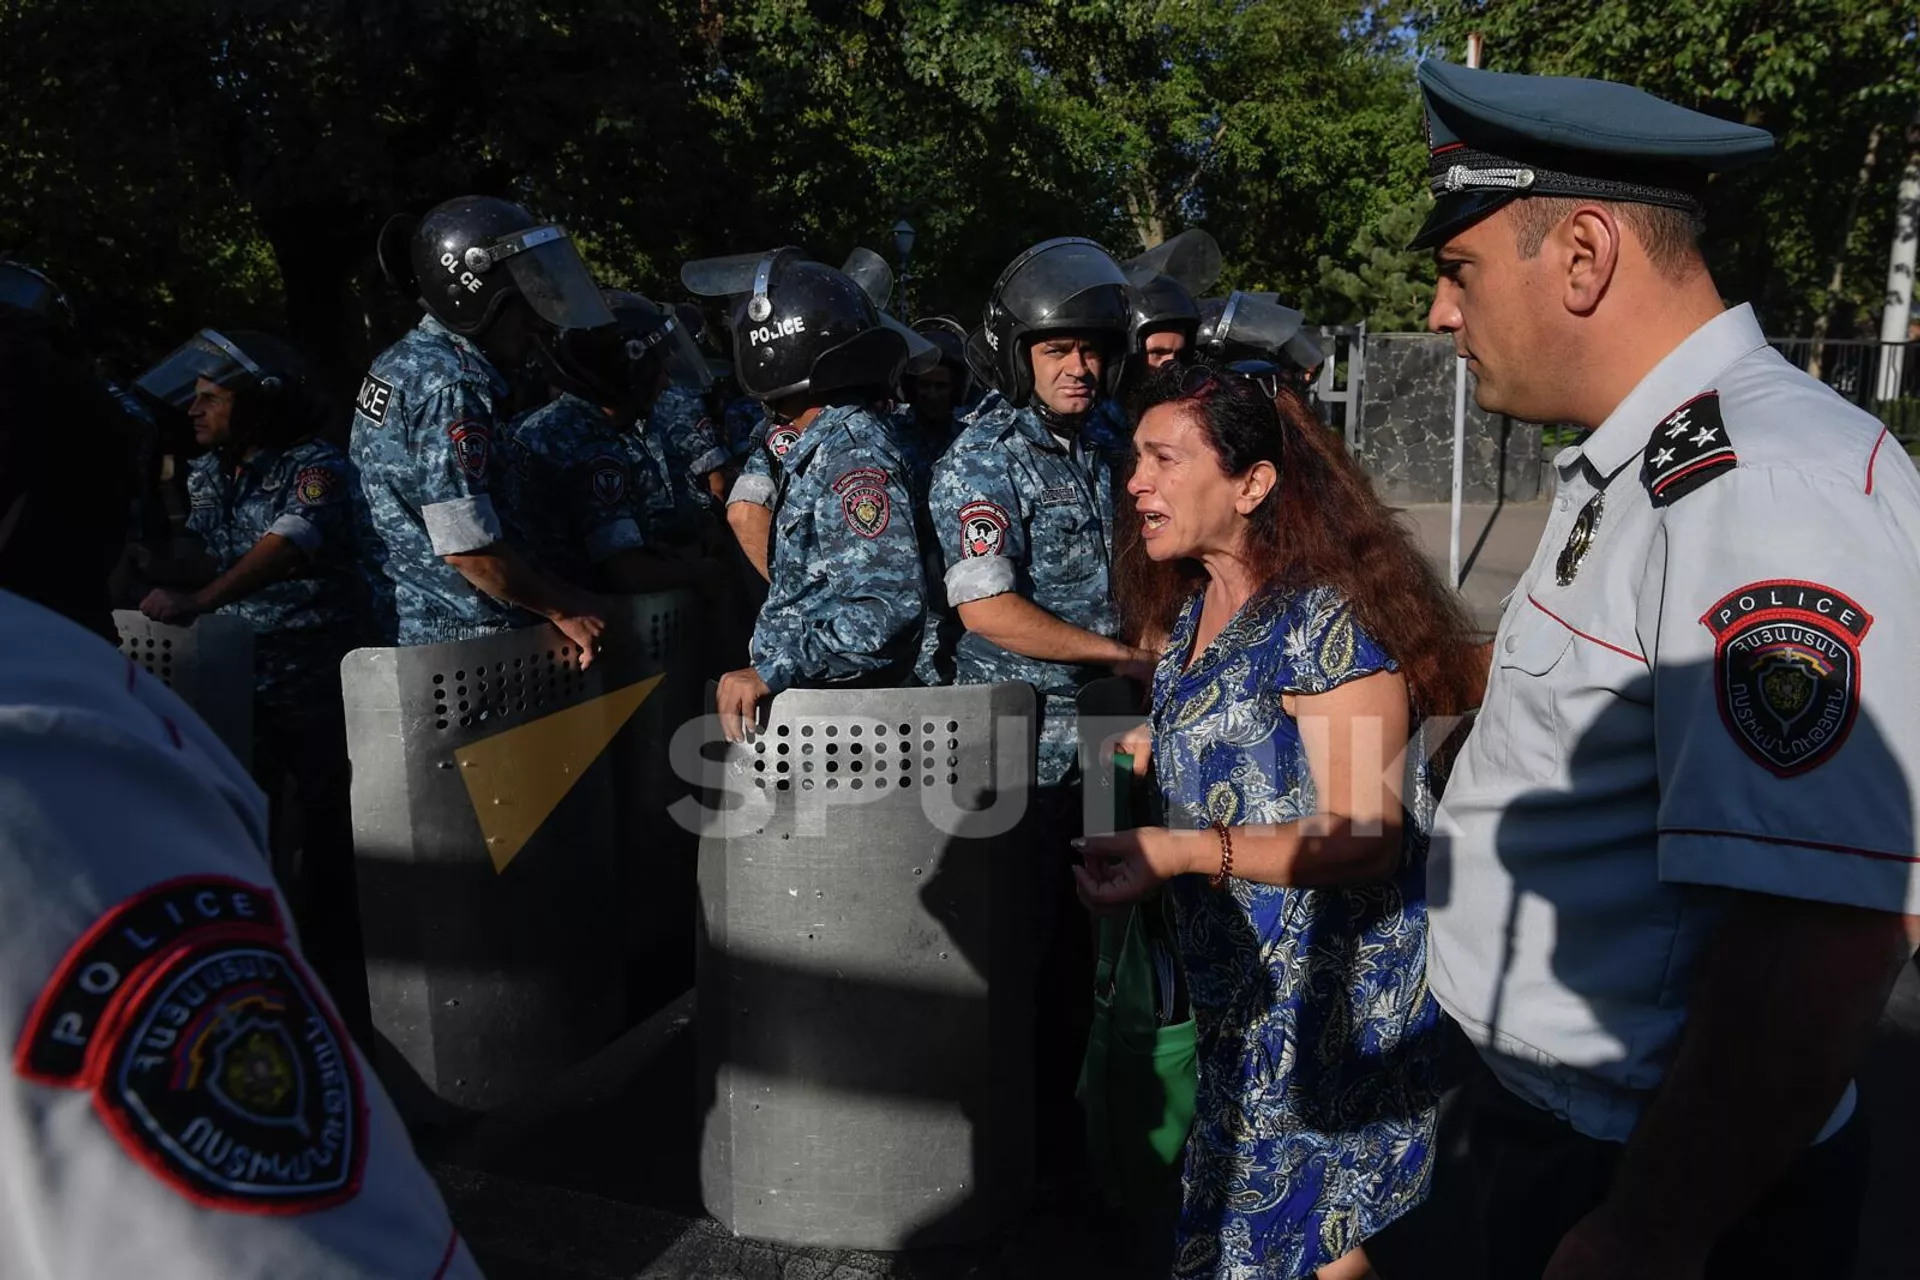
454, 673, 663, 873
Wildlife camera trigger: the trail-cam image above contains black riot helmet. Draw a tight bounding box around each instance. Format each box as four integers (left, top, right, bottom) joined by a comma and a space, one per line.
0, 262, 75, 329
680, 246, 936, 405
981, 237, 1131, 409
910, 316, 973, 400
407, 195, 614, 338
135, 328, 314, 447
1197, 291, 1324, 372
1120, 229, 1221, 360
541, 288, 697, 419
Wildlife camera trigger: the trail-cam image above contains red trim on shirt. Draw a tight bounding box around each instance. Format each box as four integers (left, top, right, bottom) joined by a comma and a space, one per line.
1662, 826, 1920, 865
431, 1227, 462, 1280
1865, 427, 1888, 495
1431, 142, 1465, 155
1526, 596, 1648, 665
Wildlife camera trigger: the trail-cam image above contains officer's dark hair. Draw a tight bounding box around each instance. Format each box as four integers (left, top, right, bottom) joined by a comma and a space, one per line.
1115, 363, 1481, 718
1509, 197, 1705, 278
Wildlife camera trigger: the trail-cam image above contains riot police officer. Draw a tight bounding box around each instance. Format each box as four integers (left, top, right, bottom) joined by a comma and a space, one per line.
500, 288, 719, 599
1121, 227, 1222, 373
1196, 290, 1324, 387
891, 315, 971, 497
684, 247, 939, 740
0, 262, 145, 642
929, 238, 1155, 789
646, 302, 731, 518
133, 328, 381, 1046
352, 195, 612, 660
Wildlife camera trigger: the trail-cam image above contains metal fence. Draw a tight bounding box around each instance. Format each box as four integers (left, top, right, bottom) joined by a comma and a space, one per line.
1768, 338, 1920, 441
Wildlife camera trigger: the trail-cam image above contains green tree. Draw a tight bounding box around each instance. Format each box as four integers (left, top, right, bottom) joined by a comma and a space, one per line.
1413, 0, 1920, 334
1316, 194, 1437, 330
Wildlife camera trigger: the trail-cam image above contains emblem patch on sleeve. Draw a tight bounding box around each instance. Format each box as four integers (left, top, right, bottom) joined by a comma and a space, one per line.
448, 420, 491, 482
1643, 392, 1737, 507
767, 425, 802, 459
355, 374, 394, 426
13, 876, 367, 1215
589, 457, 627, 507
959, 499, 1010, 558
293, 465, 339, 507
1701, 580, 1873, 776
833, 468, 891, 539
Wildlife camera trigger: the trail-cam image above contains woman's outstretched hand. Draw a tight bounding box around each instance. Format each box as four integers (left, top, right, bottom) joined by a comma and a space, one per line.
1072, 828, 1194, 913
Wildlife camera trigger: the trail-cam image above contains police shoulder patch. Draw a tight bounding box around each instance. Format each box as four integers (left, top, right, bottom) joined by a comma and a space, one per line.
767, 425, 802, 459
355, 373, 394, 426
589, 456, 628, 508
959, 499, 1011, 558
833, 468, 891, 539
1701, 580, 1872, 777
448, 419, 491, 482
1642, 391, 1737, 507
15, 876, 367, 1214
293, 464, 340, 507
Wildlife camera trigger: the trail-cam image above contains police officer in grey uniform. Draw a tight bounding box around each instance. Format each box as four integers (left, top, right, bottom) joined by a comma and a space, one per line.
0, 588, 482, 1279
352, 195, 612, 659
1379, 61, 1920, 1280
683, 247, 940, 740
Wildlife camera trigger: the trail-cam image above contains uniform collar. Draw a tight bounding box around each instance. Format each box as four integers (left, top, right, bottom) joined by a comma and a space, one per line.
782, 403, 866, 471
1007, 404, 1081, 455
1565, 303, 1768, 484
419, 313, 511, 400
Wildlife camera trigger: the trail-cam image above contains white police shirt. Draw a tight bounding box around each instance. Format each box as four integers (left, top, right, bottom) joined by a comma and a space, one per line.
1429, 303, 1920, 1144
0, 590, 483, 1278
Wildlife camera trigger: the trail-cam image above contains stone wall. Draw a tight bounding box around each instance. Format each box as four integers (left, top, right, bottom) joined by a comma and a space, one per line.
1355, 333, 1543, 504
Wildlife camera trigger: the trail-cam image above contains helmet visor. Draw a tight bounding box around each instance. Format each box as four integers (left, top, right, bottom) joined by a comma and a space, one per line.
1122, 228, 1222, 297
490, 226, 615, 329
881, 312, 940, 376
134, 329, 262, 409
663, 314, 714, 390
841, 248, 894, 310
0, 264, 62, 319
1203, 291, 1306, 361
1001, 239, 1131, 332
680, 251, 775, 299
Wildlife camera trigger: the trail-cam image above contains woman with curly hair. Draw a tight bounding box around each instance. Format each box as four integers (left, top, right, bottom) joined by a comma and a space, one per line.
1074, 363, 1482, 1279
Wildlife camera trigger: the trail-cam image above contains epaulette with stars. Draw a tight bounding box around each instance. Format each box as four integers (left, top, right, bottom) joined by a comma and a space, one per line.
1641, 391, 1738, 507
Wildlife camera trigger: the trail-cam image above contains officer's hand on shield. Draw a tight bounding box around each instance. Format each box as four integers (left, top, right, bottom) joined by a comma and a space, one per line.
717, 666, 771, 742
551, 593, 609, 669
138, 587, 204, 626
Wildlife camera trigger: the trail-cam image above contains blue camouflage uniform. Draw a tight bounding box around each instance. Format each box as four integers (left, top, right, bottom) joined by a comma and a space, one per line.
752, 404, 929, 694
887, 405, 958, 503
723, 396, 766, 462
1083, 397, 1132, 468
727, 414, 807, 512
349, 315, 531, 645
649, 385, 728, 503
186, 440, 375, 710
619, 423, 681, 548
497, 393, 646, 589
929, 399, 1118, 786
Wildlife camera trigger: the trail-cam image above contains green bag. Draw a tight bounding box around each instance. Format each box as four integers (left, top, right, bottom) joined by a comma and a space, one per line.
1076, 754, 1198, 1214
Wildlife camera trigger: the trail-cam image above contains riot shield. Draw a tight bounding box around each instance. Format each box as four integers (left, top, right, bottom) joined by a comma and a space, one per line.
113, 610, 254, 767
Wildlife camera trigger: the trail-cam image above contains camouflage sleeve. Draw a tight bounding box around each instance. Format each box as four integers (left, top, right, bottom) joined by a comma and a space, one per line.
728, 419, 776, 509
265, 454, 356, 555
752, 462, 927, 694
676, 410, 729, 481
568, 448, 646, 562
928, 449, 1026, 606
412, 382, 504, 558
184, 459, 219, 544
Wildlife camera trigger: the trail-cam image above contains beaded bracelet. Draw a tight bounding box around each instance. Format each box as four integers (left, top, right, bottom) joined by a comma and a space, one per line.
1208, 820, 1235, 890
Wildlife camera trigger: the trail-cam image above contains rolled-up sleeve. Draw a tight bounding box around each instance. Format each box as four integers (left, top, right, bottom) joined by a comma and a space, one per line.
423, 495, 503, 557
928, 449, 1026, 605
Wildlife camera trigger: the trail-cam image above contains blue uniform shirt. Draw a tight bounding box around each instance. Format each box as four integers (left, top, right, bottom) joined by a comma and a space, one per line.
726, 414, 806, 511
648, 386, 728, 504
497, 393, 646, 589
186, 439, 376, 709
887, 406, 957, 503
349, 315, 529, 645
619, 423, 682, 548
752, 405, 930, 695
928, 400, 1118, 785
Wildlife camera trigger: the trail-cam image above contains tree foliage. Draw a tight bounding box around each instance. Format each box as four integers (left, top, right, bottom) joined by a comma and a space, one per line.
0, 0, 1911, 393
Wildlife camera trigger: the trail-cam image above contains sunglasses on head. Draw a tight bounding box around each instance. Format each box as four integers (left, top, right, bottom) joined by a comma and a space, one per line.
1177, 359, 1284, 403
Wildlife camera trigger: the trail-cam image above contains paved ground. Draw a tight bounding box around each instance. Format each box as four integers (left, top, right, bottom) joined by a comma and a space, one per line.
422, 493, 1920, 1277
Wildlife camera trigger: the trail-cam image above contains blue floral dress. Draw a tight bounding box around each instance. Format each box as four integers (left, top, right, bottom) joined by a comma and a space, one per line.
1151, 584, 1439, 1278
